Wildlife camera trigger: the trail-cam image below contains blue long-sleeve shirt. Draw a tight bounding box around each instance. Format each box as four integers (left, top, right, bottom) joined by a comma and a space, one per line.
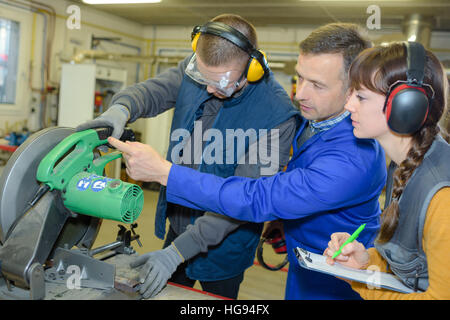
165, 116, 387, 299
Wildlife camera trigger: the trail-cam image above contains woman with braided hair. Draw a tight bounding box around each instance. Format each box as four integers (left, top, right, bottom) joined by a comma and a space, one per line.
324, 42, 450, 299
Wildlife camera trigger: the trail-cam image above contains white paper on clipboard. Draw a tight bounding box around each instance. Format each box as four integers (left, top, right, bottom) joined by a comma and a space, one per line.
294, 247, 416, 294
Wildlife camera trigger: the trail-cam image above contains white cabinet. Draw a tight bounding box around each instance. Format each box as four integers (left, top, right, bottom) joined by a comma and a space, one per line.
58, 64, 127, 128
58, 64, 127, 179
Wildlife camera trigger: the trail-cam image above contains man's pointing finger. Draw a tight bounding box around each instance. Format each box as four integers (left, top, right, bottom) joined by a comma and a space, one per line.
107, 137, 135, 154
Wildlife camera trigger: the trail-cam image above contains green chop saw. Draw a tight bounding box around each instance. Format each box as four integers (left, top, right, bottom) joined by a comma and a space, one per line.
0, 127, 144, 299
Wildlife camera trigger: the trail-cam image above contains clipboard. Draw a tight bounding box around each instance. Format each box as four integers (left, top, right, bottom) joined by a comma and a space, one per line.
294, 247, 416, 294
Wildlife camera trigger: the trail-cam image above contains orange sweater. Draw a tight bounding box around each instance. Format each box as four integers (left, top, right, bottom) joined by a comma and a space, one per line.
351, 187, 450, 299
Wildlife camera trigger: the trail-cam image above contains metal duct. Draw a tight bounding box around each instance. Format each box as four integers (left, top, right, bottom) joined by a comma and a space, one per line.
402, 14, 432, 48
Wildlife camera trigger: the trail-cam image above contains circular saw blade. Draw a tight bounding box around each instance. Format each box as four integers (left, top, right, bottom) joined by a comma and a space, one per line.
0, 127, 101, 248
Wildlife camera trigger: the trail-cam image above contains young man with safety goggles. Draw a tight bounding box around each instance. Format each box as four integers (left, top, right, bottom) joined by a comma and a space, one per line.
77, 14, 300, 299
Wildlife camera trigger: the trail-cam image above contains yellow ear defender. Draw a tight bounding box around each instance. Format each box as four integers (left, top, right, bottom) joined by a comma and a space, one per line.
191, 31, 201, 52
246, 50, 267, 82
190, 22, 269, 83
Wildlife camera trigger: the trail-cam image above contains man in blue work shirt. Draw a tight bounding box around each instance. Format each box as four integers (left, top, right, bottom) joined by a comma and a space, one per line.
108, 23, 387, 300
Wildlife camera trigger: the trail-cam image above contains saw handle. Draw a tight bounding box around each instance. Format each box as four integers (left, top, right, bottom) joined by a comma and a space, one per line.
36, 129, 123, 191
95, 127, 136, 143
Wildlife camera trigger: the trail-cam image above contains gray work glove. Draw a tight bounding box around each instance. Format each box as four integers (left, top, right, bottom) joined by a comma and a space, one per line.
130, 244, 184, 299
76, 104, 130, 139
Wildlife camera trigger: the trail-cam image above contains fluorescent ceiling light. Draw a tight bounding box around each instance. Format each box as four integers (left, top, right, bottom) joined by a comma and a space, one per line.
83, 0, 161, 4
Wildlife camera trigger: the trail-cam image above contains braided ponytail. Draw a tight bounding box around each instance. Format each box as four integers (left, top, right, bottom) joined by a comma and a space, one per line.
377, 124, 440, 243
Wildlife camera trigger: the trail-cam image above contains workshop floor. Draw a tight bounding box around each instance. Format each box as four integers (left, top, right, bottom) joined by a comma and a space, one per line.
93, 189, 288, 300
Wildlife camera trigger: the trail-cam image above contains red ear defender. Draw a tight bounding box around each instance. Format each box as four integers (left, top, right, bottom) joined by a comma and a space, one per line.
382, 42, 434, 135
383, 83, 430, 135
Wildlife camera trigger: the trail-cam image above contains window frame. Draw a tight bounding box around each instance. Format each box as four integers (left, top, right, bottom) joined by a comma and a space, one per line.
0, 5, 32, 116
0, 17, 20, 105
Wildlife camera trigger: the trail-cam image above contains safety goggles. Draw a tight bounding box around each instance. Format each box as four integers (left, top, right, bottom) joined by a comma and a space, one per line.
185, 54, 246, 97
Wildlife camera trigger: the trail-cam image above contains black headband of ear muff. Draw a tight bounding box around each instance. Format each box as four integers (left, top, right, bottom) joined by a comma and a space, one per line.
192, 22, 267, 70
192, 21, 256, 55
406, 41, 426, 87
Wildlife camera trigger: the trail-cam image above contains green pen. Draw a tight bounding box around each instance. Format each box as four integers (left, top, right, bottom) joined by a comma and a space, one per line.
332, 223, 366, 259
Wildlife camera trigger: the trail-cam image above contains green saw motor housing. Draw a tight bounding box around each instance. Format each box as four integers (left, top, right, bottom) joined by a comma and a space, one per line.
36, 128, 143, 224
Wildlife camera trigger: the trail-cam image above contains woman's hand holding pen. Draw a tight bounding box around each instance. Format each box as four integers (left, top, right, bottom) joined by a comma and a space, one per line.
323, 232, 370, 269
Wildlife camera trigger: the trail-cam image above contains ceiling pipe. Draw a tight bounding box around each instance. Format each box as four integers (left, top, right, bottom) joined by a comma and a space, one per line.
71, 50, 293, 70
71, 50, 185, 64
